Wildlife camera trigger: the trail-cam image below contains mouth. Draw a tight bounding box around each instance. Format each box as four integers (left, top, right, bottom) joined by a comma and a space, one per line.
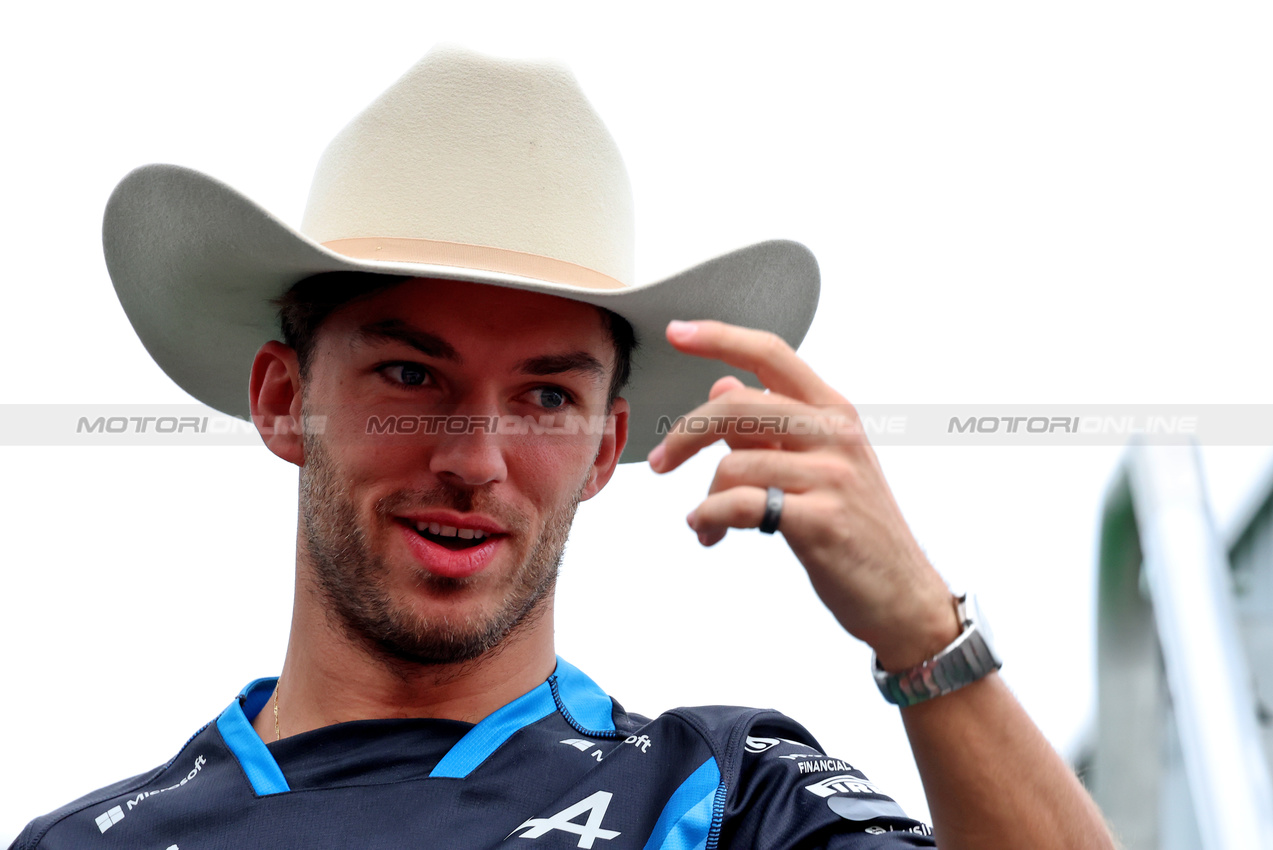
406, 520, 497, 551
393, 512, 510, 580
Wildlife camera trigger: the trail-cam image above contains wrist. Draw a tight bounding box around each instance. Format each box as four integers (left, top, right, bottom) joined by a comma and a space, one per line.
872, 593, 1004, 707
871, 591, 963, 673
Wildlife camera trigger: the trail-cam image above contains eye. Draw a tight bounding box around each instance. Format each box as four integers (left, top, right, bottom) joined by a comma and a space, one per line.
379, 362, 432, 387
533, 387, 572, 410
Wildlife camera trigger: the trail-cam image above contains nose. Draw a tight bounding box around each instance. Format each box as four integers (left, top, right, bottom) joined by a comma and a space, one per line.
427, 411, 508, 488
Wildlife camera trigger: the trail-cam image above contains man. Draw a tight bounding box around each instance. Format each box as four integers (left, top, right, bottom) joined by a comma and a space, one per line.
11, 46, 1114, 849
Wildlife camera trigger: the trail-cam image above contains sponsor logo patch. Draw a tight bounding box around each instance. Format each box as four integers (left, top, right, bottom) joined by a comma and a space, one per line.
92, 754, 207, 836
744, 735, 817, 755
622, 735, 652, 754
804, 774, 882, 798
788, 757, 856, 775
865, 823, 934, 836
94, 806, 124, 834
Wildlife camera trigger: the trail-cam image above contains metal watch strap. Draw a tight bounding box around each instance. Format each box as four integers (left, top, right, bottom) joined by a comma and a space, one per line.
872, 593, 1003, 707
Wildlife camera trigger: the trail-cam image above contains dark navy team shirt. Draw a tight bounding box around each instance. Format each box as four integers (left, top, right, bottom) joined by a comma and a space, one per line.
12, 659, 934, 848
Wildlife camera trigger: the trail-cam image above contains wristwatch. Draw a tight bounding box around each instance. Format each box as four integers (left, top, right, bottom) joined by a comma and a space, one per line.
872, 593, 1002, 707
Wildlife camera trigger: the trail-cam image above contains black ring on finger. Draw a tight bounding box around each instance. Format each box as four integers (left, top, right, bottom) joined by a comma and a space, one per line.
759, 486, 784, 534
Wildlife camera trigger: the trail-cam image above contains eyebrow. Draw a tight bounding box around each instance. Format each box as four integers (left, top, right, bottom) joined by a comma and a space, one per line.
515, 352, 608, 383
354, 319, 461, 362
354, 319, 607, 383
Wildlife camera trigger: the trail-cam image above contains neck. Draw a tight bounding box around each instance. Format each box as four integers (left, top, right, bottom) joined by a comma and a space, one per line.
253, 576, 557, 742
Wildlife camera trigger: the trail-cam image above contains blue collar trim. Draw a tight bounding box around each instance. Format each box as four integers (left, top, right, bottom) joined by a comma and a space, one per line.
216, 678, 290, 796
550, 658, 617, 734
218, 659, 614, 790
430, 657, 614, 778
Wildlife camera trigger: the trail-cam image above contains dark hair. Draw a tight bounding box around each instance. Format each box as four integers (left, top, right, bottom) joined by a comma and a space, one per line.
273, 272, 637, 409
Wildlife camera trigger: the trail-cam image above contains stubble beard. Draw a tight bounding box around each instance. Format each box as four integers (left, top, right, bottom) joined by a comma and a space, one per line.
298, 433, 583, 669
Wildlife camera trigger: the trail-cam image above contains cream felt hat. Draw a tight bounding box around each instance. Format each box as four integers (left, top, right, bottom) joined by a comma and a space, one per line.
103, 44, 819, 461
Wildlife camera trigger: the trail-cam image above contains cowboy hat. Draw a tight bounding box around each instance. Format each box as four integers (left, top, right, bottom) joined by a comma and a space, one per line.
102, 44, 819, 461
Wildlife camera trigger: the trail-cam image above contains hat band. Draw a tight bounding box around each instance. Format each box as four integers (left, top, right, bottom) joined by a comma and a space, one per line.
322, 237, 627, 291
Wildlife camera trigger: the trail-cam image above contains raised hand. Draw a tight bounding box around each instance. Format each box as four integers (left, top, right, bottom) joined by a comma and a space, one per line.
646, 320, 960, 671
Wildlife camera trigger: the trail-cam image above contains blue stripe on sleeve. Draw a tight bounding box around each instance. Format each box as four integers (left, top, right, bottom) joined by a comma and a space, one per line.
642, 757, 722, 850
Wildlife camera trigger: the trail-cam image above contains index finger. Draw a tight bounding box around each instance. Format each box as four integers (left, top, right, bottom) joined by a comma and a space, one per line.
665, 320, 844, 407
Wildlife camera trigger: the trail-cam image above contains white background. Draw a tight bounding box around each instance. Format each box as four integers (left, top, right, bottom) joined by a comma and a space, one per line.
3, 2, 1272, 842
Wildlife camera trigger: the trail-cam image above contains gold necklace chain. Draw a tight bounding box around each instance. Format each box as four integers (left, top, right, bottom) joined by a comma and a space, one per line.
273, 681, 281, 742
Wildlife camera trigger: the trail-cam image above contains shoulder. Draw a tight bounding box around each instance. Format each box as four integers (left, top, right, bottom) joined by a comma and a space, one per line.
9, 766, 164, 850
10, 721, 214, 850
627, 704, 935, 848
622, 702, 826, 771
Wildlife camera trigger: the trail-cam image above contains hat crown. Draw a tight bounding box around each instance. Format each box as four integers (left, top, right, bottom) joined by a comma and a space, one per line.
301, 45, 635, 285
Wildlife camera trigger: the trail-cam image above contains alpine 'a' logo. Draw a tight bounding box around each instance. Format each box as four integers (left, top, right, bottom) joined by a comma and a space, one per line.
511, 790, 621, 848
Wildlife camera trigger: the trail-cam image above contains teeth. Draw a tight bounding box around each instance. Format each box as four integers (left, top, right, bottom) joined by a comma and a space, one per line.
414, 521, 489, 540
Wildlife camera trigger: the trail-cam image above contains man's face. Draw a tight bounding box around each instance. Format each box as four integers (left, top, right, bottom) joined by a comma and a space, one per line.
292, 278, 625, 667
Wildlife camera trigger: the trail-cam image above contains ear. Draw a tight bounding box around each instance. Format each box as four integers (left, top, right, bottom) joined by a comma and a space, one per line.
580, 396, 629, 501
249, 340, 306, 466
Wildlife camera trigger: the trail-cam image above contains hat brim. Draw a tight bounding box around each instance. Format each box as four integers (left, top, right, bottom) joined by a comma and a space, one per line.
103, 164, 820, 462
